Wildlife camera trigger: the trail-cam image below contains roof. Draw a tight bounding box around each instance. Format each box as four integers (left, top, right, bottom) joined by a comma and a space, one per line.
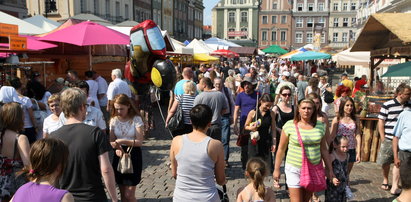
228, 47, 257, 56
351, 13, 411, 52
116, 20, 139, 27
0, 11, 46, 35
59, 14, 113, 26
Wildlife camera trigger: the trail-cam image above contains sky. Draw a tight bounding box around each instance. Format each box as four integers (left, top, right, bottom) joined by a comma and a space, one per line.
204, 0, 220, 25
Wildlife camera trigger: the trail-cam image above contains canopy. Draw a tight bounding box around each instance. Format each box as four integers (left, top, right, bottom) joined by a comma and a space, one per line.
332, 48, 399, 67
193, 53, 219, 62
116, 20, 139, 27
186, 39, 214, 54
204, 37, 241, 50
262, 45, 288, 55
167, 38, 193, 55
59, 13, 113, 26
0, 35, 57, 51
0, 11, 46, 35
279, 48, 307, 59
24, 15, 61, 32
290, 51, 331, 61
39, 21, 129, 46
229, 47, 257, 56
184, 40, 190, 45
382, 62, 411, 77
210, 49, 239, 58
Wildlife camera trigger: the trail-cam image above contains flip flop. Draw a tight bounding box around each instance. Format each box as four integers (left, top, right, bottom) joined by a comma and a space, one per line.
381, 184, 390, 190
390, 189, 402, 196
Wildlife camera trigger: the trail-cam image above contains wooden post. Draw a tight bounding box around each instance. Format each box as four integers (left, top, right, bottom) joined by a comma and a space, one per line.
370, 57, 375, 87
370, 121, 380, 162
361, 120, 373, 161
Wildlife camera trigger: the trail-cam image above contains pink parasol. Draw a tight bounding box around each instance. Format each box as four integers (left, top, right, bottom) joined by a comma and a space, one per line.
39, 21, 129, 46
210, 49, 239, 58
0, 35, 57, 51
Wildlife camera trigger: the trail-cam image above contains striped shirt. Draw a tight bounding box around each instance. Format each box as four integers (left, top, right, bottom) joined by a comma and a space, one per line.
284, 120, 325, 168
378, 98, 411, 140
176, 94, 196, 125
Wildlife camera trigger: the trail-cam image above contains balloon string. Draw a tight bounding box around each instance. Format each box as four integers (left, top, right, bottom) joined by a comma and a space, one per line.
154, 87, 174, 139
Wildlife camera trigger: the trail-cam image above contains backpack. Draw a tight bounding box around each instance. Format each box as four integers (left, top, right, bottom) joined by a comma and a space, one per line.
323, 90, 334, 104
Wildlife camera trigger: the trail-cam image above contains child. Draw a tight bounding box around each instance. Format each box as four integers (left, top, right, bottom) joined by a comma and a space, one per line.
325, 136, 349, 202
11, 138, 73, 202
237, 157, 276, 202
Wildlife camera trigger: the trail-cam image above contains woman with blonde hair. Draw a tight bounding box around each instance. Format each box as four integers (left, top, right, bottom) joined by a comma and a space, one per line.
109, 94, 144, 202
166, 81, 197, 137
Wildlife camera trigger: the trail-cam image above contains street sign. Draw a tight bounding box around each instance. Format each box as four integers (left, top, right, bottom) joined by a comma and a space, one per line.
0, 23, 18, 37
227, 31, 248, 37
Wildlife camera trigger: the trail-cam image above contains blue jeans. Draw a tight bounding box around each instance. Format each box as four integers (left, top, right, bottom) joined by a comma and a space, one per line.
221, 115, 231, 161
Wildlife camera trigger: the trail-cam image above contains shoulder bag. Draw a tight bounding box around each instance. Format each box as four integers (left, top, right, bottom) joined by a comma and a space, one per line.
167, 96, 185, 132
294, 123, 327, 192
117, 119, 136, 174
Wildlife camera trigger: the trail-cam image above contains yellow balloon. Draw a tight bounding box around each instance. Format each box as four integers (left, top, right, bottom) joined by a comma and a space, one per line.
151, 67, 162, 87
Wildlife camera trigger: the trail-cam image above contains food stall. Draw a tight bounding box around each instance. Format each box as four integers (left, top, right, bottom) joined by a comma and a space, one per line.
351, 13, 411, 162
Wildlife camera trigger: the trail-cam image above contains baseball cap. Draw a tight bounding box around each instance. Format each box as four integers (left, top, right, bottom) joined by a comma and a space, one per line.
282, 71, 290, 77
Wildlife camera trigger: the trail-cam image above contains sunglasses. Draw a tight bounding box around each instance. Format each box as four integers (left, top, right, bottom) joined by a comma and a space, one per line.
281, 93, 292, 97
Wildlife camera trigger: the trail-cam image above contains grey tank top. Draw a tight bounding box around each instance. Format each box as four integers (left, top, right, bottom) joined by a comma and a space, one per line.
173, 135, 219, 202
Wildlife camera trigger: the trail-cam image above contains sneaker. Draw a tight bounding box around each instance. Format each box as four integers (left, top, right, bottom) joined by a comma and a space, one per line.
345, 186, 354, 199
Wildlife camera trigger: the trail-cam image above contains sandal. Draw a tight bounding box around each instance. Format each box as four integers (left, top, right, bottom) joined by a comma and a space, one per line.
390, 189, 402, 196
381, 184, 390, 190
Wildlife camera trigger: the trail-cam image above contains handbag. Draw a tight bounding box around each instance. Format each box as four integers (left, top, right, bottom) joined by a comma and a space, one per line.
167, 97, 185, 131
117, 146, 134, 174
236, 131, 250, 147
217, 184, 229, 202
295, 123, 327, 192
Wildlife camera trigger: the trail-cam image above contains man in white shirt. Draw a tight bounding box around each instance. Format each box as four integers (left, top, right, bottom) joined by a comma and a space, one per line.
85, 71, 100, 109
92, 71, 109, 122
106, 69, 132, 112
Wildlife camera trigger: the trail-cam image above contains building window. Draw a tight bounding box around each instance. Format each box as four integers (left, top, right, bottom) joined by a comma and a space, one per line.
228, 28, 235, 39
306, 32, 313, 43
296, 17, 303, 28
343, 18, 349, 27
81, 0, 87, 12
297, 3, 303, 11
272, 3, 277, 9
238, 0, 244, 3
307, 18, 313, 27
295, 32, 303, 43
125, 4, 129, 19
262, 31, 267, 41
352, 18, 356, 25
271, 31, 276, 41
319, 17, 325, 27
281, 31, 286, 41
105, 0, 110, 13
343, 3, 348, 11
281, 16, 287, 24
241, 27, 248, 39
308, 3, 314, 11
333, 18, 339, 27
351, 3, 356, 10
262, 16, 268, 24
342, 32, 348, 42
333, 3, 338, 11
321, 32, 325, 43
228, 12, 235, 23
272, 16, 277, 24
231, 0, 236, 4
115, 2, 120, 18
333, 33, 338, 42
241, 12, 248, 22
318, 3, 324, 11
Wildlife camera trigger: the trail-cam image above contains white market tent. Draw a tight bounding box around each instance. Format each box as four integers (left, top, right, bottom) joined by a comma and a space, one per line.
186, 38, 215, 54
204, 37, 241, 50
0, 11, 46, 35
332, 48, 399, 67
24, 15, 61, 32
168, 38, 193, 55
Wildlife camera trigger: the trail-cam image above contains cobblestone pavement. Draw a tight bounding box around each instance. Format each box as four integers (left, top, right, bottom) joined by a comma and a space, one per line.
133, 105, 397, 202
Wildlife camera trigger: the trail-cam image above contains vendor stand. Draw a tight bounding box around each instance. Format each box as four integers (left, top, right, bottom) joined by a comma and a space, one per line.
350, 13, 411, 161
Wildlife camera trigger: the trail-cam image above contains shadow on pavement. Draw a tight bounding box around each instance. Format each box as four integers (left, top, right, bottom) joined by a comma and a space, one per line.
138, 197, 172, 202
353, 196, 396, 202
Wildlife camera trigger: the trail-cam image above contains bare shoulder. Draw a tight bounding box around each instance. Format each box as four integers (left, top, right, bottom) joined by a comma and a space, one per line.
209, 139, 223, 151
61, 192, 74, 202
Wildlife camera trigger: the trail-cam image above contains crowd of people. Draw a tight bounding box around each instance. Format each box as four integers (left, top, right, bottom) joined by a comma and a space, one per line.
0, 57, 409, 202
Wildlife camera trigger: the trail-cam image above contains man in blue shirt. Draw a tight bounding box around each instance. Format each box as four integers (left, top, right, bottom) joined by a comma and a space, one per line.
174, 67, 194, 96
393, 109, 411, 175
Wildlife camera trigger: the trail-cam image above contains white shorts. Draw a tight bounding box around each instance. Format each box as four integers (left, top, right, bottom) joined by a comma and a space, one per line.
285, 164, 301, 188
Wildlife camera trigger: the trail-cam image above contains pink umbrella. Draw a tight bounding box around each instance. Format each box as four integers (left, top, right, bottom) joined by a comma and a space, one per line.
0, 35, 57, 51
210, 49, 239, 58
39, 21, 129, 46
39, 21, 129, 69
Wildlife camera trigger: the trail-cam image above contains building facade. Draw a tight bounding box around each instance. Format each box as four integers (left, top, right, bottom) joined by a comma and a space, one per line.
258, 0, 292, 49
134, 0, 151, 23
357, 0, 411, 28
162, 0, 173, 35
212, 0, 259, 47
193, 0, 204, 39
152, 0, 161, 25
328, 0, 360, 49
291, 0, 329, 50
26, 0, 133, 24
1, 0, 27, 18
173, 0, 188, 42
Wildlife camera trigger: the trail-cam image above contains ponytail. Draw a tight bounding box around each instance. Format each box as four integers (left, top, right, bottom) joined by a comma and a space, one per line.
253, 169, 266, 199
246, 158, 267, 200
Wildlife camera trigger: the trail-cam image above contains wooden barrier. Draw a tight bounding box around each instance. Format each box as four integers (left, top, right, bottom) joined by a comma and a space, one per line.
360, 117, 380, 162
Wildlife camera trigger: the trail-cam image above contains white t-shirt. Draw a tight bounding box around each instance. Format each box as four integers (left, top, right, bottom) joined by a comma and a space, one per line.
20, 96, 33, 128
43, 114, 63, 134
59, 106, 106, 130
86, 80, 100, 109
110, 116, 144, 141
107, 78, 132, 100
95, 76, 108, 107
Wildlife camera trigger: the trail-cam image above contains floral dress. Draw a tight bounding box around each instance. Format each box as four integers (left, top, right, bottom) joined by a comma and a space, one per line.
325, 153, 348, 202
